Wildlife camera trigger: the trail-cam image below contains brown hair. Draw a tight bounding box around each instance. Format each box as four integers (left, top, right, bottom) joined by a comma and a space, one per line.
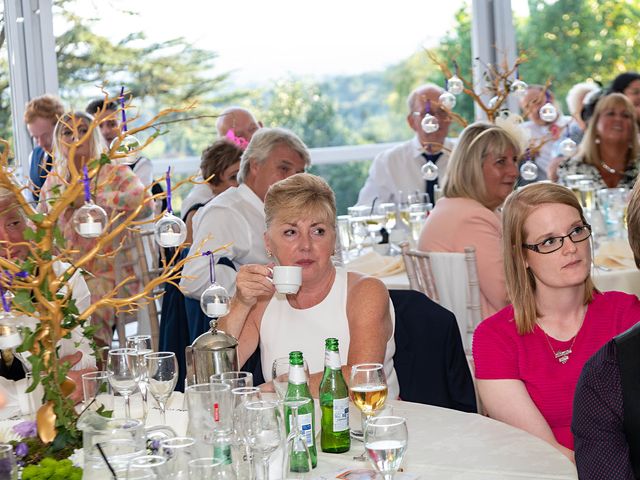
200, 139, 243, 186
24, 94, 65, 125
502, 183, 595, 334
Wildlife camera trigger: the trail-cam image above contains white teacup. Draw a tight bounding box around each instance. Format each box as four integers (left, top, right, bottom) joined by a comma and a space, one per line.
272, 265, 302, 294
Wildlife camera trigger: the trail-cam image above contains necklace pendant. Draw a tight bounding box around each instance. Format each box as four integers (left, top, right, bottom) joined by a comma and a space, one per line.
555, 349, 572, 364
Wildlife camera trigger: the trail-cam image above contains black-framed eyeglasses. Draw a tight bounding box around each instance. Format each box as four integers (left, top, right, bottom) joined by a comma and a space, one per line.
523, 224, 592, 254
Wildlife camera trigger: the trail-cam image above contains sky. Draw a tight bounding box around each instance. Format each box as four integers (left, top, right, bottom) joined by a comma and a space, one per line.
67, 0, 529, 85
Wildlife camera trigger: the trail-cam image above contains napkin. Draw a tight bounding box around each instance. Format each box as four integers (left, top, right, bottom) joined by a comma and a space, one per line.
595, 239, 637, 269
346, 251, 405, 277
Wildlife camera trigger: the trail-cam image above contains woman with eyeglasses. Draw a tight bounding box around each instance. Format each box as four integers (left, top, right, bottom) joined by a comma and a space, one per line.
473, 183, 640, 460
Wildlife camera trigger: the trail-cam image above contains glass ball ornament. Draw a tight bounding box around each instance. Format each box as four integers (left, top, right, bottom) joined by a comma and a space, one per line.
438, 91, 456, 110
154, 212, 187, 248
559, 138, 578, 157
520, 161, 539, 181
488, 96, 500, 109
200, 282, 230, 318
539, 102, 558, 123
71, 202, 108, 238
421, 113, 440, 134
110, 135, 142, 165
510, 79, 528, 98
447, 75, 464, 95
421, 161, 439, 181
0, 311, 22, 349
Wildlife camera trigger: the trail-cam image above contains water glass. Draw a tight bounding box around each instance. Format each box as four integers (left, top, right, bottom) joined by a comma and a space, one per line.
126, 455, 167, 479
210, 371, 253, 390
107, 348, 140, 418
364, 416, 408, 480
82, 370, 114, 412
186, 383, 233, 457
242, 400, 283, 480
272, 357, 310, 400
0, 444, 17, 480
336, 214, 352, 262
230, 387, 261, 478
127, 335, 153, 415
160, 436, 196, 479
188, 458, 224, 479
145, 352, 178, 424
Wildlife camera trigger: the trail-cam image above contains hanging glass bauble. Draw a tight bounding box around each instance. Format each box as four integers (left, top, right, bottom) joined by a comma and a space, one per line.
559, 138, 578, 157
438, 91, 456, 110
447, 75, 464, 95
539, 102, 558, 123
510, 79, 528, 98
520, 161, 539, 181
110, 135, 141, 165
154, 212, 187, 248
200, 282, 230, 318
71, 202, 108, 238
488, 96, 500, 109
0, 311, 22, 349
421, 161, 439, 181
421, 114, 439, 134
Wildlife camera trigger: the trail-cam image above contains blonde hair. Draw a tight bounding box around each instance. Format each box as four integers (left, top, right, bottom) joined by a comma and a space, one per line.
628, 180, 640, 268
502, 183, 596, 334
52, 111, 105, 179
264, 173, 336, 229
579, 93, 639, 168
442, 122, 521, 208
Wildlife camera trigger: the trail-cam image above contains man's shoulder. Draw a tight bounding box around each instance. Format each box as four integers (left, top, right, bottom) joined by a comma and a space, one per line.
375, 139, 415, 162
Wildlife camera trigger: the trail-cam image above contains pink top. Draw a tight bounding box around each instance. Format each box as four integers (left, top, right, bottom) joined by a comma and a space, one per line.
419, 196, 506, 318
473, 291, 640, 450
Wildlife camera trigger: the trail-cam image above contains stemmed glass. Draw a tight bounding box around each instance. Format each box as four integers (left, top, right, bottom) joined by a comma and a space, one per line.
364, 416, 408, 480
242, 400, 283, 480
283, 397, 313, 478
230, 387, 261, 479
127, 335, 153, 416
107, 348, 141, 418
145, 352, 178, 424
127, 455, 167, 479
350, 363, 388, 461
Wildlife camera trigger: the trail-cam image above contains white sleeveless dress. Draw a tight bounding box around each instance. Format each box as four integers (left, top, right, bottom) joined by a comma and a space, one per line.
259, 268, 399, 398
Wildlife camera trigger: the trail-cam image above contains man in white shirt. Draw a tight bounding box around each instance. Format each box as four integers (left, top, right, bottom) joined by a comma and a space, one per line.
358, 84, 454, 206
180, 127, 310, 298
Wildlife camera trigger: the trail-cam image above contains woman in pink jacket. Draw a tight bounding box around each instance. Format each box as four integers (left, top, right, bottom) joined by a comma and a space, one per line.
418, 122, 520, 319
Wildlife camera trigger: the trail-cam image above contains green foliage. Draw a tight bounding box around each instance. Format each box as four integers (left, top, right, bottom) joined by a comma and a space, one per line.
309, 161, 372, 215
20, 457, 82, 478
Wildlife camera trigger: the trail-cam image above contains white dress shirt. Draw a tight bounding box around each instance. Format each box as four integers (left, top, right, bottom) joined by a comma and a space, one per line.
180, 183, 269, 298
180, 180, 214, 218
357, 136, 454, 206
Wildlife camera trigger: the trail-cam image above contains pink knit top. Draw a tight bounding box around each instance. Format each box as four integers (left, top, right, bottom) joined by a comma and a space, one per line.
473, 291, 640, 450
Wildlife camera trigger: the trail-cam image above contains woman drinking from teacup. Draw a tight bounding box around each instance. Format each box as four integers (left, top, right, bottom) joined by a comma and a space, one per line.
473, 183, 640, 459
218, 173, 399, 397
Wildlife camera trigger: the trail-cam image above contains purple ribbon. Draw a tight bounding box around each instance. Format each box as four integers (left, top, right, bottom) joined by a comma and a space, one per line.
0, 271, 27, 313
202, 251, 215, 284
166, 167, 173, 213
426, 100, 431, 114
526, 148, 531, 162
119, 86, 128, 133
445, 78, 448, 90
82, 165, 91, 203
545, 90, 551, 103
515, 67, 520, 80
0, 286, 9, 312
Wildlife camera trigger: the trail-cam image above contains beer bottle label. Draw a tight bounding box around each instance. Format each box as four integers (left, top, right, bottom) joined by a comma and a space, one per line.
332, 397, 349, 432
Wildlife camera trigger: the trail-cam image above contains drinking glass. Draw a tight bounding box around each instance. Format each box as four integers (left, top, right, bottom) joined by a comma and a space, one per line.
350, 363, 388, 461
243, 400, 283, 480
188, 458, 224, 480
0, 443, 17, 480
160, 436, 196, 479
210, 371, 253, 390
364, 416, 408, 480
349, 217, 368, 256
408, 203, 431, 245
230, 387, 261, 479
283, 397, 312, 478
126, 455, 167, 479
145, 352, 178, 424
407, 192, 430, 205
82, 370, 114, 412
336, 215, 352, 262
378, 203, 397, 230
272, 357, 310, 400
186, 383, 233, 458
127, 335, 153, 415
107, 348, 140, 418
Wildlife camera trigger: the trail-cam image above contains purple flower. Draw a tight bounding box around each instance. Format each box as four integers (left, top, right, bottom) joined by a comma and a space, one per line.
12, 421, 37, 439
148, 439, 160, 454
14, 443, 28, 458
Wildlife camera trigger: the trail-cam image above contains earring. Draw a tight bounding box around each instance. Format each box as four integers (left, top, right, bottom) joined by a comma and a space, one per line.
266, 250, 272, 257
595, 137, 601, 144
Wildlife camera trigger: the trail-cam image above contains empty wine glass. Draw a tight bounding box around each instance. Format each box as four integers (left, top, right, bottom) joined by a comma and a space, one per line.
364, 416, 408, 480
107, 348, 140, 418
127, 455, 167, 479
127, 335, 153, 417
145, 352, 178, 424
243, 400, 283, 480
283, 397, 313, 478
230, 387, 261, 479
350, 363, 388, 461
272, 357, 310, 400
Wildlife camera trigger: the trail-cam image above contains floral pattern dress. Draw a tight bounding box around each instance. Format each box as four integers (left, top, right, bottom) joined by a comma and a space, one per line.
39, 162, 150, 346
557, 154, 639, 189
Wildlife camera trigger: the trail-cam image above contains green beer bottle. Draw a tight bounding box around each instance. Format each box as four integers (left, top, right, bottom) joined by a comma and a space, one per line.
284, 351, 318, 468
319, 338, 351, 453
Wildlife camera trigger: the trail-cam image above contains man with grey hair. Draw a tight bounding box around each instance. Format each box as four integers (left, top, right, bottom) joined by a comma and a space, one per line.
180, 127, 310, 306
357, 84, 454, 206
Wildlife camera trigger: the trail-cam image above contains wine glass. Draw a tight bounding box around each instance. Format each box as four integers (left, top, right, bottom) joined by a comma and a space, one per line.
145, 352, 178, 424
283, 397, 313, 478
242, 400, 283, 480
126, 335, 153, 417
350, 363, 388, 461
364, 416, 408, 480
107, 348, 140, 418
272, 357, 310, 400
230, 387, 261, 479
127, 455, 167, 479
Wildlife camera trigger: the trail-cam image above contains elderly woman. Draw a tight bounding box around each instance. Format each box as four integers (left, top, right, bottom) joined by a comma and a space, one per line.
557, 93, 639, 189
183, 139, 242, 244
473, 183, 640, 459
218, 173, 399, 396
0, 188, 95, 415
38, 111, 148, 347
418, 122, 520, 318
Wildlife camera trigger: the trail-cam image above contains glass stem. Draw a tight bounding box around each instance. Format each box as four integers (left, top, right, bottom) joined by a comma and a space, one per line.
261, 456, 270, 480
124, 394, 131, 418
160, 403, 166, 424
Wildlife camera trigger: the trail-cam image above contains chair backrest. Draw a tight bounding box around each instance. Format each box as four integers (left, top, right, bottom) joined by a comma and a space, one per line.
400, 242, 482, 352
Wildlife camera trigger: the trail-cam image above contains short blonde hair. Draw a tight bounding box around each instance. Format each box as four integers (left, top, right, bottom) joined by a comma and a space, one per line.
502, 183, 595, 334
442, 122, 521, 208
264, 173, 336, 229
628, 180, 640, 268
579, 93, 639, 168
52, 111, 104, 179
